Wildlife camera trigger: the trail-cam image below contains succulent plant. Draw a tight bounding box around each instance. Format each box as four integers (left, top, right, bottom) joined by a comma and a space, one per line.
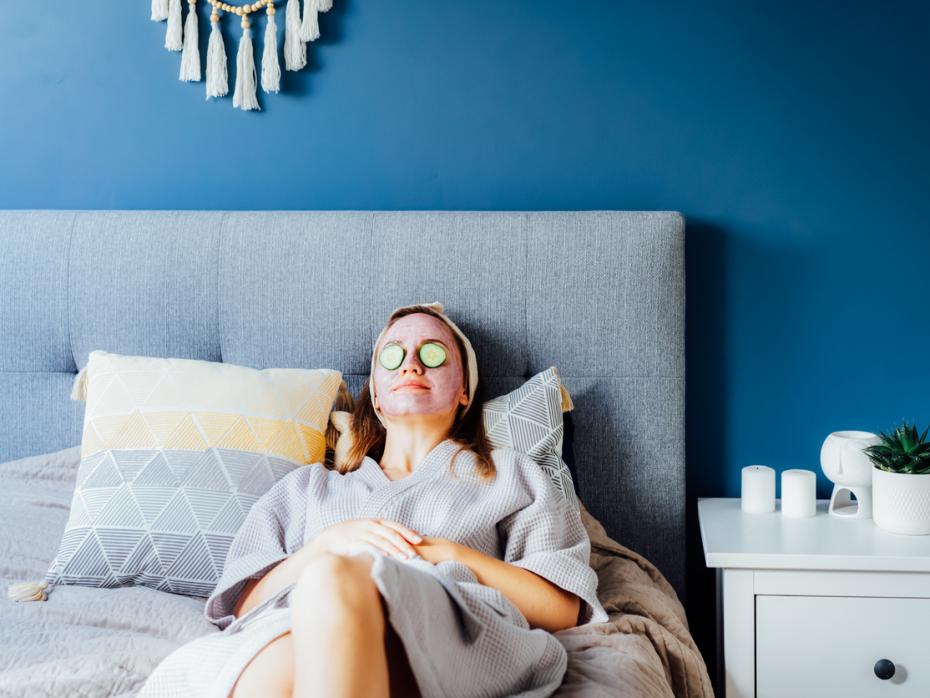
863, 422, 930, 474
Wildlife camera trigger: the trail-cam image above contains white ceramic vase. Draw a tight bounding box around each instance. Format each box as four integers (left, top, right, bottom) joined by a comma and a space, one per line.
872, 468, 930, 535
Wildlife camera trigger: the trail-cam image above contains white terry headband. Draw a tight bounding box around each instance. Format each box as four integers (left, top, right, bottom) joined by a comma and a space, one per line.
369, 302, 479, 427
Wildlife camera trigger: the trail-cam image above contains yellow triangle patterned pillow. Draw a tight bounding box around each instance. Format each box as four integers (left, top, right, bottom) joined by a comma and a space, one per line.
44, 350, 342, 599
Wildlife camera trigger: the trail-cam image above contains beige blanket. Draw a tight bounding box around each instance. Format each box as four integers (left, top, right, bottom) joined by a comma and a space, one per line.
555, 504, 714, 697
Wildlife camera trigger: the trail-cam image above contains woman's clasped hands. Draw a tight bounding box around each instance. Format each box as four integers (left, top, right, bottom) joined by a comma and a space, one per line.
305, 518, 458, 565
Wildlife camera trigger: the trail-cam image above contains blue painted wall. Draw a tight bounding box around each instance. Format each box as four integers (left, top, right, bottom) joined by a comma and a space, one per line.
2, 0, 929, 680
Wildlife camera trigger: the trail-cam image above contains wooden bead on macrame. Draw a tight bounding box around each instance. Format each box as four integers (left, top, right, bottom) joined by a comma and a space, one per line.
207, 0, 270, 13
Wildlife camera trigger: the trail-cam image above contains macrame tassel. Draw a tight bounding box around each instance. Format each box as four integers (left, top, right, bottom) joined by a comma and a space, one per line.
206, 11, 228, 99
151, 0, 170, 22
233, 18, 260, 111
7, 580, 50, 602
284, 0, 306, 71
165, 0, 184, 51
261, 8, 281, 93
299, 0, 320, 42
179, 0, 201, 81
317, 0, 333, 13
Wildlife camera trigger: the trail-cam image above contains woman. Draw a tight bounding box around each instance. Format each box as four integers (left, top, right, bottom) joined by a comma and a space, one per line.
140, 302, 608, 698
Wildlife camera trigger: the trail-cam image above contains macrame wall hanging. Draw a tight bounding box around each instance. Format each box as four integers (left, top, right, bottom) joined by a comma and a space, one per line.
149, 0, 332, 111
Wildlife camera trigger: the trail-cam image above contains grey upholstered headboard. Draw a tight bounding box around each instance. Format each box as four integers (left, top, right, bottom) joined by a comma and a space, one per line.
0, 210, 686, 596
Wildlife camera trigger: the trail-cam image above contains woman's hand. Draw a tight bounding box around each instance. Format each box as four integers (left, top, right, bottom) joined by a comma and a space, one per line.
235, 520, 428, 618
412, 535, 460, 565
307, 518, 424, 561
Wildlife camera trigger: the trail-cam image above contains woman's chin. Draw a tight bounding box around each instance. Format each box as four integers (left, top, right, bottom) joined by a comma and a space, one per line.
381, 406, 457, 423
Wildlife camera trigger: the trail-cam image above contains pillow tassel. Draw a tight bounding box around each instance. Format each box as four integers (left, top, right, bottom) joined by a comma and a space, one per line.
70, 366, 88, 402
233, 17, 260, 111
151, 0, 170, 22
7, 580, 50, 603
165, 0, 184, 51
550, 366, 575, 412
261, 5, 281, 93
205, 9, 228, 99
284, 0, 306, 71
179, 0, 201, 82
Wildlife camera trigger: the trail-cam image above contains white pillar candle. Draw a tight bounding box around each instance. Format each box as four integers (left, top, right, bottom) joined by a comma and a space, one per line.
781, 468, 817, 518
741, 465, 775, 513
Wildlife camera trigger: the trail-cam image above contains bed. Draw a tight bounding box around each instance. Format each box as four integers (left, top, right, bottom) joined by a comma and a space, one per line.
0, 210, 711, 696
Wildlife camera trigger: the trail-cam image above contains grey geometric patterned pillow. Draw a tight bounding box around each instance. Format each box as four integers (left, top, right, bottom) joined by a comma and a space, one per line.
483, 367, 579, 509
45, 449, 305, 597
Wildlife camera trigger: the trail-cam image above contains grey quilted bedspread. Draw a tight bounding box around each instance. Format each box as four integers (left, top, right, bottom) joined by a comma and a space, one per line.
0, 447, 216, 697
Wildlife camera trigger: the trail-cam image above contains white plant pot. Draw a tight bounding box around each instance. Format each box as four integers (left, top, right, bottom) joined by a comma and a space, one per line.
872, 467, 930, 535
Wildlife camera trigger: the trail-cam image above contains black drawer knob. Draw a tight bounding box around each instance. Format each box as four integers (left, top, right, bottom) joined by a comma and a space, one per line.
874, 659, 896, 680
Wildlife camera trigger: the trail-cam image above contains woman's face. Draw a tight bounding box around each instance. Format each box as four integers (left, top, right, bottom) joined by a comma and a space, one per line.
372, 313, 468, 422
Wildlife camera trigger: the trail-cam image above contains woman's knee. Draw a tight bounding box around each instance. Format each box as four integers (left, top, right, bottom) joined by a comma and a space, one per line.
291, 552, 384, 628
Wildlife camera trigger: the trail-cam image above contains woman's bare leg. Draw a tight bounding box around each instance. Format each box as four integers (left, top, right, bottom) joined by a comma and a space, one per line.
230, 632, 294, 698
290, 552, 389, 698
230, 550, 420, 698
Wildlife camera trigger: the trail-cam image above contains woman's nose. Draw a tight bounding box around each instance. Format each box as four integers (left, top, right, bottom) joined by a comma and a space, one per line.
400, 351, 424, 374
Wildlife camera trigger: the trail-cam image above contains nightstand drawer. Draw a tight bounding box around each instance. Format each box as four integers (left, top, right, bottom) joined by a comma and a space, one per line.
756, 595, 930, 697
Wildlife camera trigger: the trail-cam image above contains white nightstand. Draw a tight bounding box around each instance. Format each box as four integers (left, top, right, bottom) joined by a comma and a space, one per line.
698, 497, 930, 698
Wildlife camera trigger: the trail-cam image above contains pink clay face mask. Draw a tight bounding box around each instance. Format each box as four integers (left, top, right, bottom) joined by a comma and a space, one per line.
372, 314, 467, 421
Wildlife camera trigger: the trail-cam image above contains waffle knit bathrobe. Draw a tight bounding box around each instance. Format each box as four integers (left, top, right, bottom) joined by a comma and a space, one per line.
138, 439, 609, 698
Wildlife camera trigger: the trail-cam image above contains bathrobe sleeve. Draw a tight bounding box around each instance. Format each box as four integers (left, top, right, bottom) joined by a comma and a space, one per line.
498, 451, 609, 626
203, 466, 313, 630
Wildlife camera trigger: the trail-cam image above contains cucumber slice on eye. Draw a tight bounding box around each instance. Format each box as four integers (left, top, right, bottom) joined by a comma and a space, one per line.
419, 342, 447, 368
379, 344, 405, 370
